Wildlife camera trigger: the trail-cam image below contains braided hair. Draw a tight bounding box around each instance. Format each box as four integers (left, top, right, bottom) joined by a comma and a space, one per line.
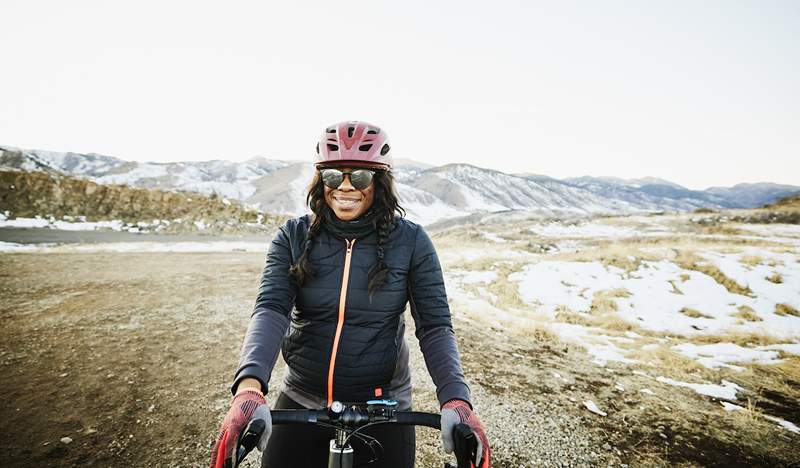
288, 169, 405, 296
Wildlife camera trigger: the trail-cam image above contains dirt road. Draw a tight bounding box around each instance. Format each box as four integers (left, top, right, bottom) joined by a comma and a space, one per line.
1, 252, 796, 467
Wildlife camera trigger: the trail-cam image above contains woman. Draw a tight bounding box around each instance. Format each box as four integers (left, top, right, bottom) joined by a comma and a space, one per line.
211, 121, 491, 468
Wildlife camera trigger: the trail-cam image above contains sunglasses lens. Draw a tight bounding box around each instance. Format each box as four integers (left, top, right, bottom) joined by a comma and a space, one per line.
321, 168, 375, 189
350, 170, 374, 189
321, 169, 344, 188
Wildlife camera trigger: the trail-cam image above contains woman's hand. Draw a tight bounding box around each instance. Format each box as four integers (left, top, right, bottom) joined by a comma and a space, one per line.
441, 399, 492, 468
210, 388, 270, 468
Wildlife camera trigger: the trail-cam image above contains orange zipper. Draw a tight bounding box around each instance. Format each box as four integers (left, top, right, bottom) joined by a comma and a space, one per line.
327, 238, 355, 406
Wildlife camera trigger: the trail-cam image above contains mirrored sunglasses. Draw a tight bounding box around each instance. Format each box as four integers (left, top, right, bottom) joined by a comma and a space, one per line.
320, 168, 375, 190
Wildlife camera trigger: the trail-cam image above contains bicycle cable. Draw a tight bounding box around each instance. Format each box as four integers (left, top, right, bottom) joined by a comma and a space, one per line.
339, 421, 393, 468
350, 431, 383, 467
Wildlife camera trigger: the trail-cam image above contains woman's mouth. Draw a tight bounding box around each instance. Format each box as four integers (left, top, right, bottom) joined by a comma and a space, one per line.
333, 195, 362, 209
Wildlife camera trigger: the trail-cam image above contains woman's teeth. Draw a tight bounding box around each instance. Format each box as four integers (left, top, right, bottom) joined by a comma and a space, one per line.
335, 197, 360, 207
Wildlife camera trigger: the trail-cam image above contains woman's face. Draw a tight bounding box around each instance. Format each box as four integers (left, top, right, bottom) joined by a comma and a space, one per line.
323, 167, 376, 221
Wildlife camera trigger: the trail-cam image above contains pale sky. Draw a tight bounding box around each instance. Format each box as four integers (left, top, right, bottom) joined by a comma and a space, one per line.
1, 0, 798, 189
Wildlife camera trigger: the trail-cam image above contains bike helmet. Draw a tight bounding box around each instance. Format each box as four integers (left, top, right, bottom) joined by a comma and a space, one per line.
315, 121, 393, 170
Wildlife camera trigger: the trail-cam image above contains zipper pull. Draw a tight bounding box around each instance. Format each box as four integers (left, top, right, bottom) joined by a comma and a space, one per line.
346, 239, 354, 253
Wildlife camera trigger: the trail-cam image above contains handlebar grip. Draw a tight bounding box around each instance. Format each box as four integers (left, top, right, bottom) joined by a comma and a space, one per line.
270, 409, 318, 425
393, 411, 441, 429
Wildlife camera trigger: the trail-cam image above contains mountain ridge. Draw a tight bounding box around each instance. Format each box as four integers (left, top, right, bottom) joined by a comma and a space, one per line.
2, 144, 798, 225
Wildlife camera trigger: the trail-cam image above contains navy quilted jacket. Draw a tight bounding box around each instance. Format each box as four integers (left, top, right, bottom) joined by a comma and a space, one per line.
232, 215, 471, 407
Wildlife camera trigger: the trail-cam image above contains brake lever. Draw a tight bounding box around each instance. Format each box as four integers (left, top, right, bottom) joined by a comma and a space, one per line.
453, 423, 478, 468
232, 418, 266, 468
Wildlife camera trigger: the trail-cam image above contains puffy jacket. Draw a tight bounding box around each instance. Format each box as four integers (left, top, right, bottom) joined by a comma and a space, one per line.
232, 215, 471, 407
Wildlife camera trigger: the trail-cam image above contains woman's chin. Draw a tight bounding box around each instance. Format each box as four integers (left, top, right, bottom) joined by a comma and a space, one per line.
332, 208, 358, 221
332, 203, 364, 220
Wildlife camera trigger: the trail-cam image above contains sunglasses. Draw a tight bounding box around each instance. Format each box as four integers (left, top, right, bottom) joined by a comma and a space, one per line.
320, 168, 375, 190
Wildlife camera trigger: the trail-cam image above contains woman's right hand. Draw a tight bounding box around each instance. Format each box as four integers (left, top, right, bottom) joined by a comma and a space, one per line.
210, 388, 270, 468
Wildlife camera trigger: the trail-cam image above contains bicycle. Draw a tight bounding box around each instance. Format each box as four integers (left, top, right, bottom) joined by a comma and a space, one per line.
231, 398, 480, 468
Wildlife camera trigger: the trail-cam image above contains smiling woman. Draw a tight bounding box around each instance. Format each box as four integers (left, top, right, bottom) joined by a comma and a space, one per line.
209, 121, 492, 468
321, 167, 376, 220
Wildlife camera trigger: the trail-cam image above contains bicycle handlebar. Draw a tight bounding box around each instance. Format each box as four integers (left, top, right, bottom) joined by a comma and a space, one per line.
234, 401, 471, 468
269, 408, 441, 429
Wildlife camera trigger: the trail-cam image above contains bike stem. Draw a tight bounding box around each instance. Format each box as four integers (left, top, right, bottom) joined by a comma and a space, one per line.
329, 428, 354, 468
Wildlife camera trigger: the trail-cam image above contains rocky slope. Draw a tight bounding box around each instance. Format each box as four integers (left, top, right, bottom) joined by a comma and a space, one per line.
0, 169, 284, 235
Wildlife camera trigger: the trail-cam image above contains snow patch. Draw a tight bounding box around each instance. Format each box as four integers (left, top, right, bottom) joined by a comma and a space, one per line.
583, 400, 607, 416
657, 377, 742, 400
509, 261, 623, 316
510, 258, 800, 339
0, 241, 43, 252
455, 270, 498, 285
763, 414, 800, 434
482, 232, 507, 243
0, 217, 51, 228
672, 343, 782, 370
719, 402, 800, 434
0, 241, 269, 253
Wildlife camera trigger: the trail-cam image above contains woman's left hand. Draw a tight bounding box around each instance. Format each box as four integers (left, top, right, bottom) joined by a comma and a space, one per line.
441, 399, 492, 468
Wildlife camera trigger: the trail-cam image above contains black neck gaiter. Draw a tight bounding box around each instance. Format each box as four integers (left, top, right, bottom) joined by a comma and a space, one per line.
321, 206, 377, 239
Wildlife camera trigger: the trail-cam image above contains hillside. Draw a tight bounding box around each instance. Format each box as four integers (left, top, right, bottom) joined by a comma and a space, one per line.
766, 193, 800, 209
4, 145, 798, 226
0, 170, 285, 235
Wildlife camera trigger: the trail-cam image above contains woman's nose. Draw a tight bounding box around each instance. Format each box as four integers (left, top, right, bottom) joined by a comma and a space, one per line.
338, 174, 355, 190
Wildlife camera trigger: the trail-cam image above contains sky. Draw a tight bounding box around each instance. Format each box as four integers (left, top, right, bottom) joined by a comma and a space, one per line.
1, 0, 798, 189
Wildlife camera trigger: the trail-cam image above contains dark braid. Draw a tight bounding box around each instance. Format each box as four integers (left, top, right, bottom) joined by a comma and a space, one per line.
367, 170, 405, 296
288, 172, 326, 285
289, 168, 405, 292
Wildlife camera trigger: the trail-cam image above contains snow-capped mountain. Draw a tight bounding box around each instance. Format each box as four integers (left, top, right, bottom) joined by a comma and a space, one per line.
0, 146, 291, 202
2, 145, 798, 225
563, 176, 800, 209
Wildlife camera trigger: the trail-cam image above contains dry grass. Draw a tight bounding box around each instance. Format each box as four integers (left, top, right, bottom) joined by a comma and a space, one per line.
679, 307, 713, 319
555, 306, 592, 326
589, 295, 617, 315
549, 292, 645, 335
691, 331, 783, 347
593, 313, 643, 332
446, 256, 503, 272
548, 241, 658, 272
634, 343, 718, 381
517, 321, 561, 344
766, 256, 785, 267
667, 280, 685, 294
675, 251, 754, 297
732, 305, 762, 322
484, 263, 528, 310
740, 255, 763, 267
774, 303, 800, 317
693, 222, 747, 236
765, 272, 783, 284
746, 358, 800, 398
589, 289, 644, 332
728, 397, 763, 425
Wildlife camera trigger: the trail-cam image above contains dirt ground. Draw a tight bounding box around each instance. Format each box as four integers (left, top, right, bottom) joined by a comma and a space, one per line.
1, 252, 798, 467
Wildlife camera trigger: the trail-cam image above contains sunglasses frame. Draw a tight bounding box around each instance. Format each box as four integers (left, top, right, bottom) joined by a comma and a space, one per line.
319, 168, 376, 190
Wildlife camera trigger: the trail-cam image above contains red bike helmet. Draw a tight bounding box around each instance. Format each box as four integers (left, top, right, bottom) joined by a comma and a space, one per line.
315, 121, 393, 170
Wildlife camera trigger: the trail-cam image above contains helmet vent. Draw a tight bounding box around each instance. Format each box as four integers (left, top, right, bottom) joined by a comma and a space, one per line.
316, 142, 320, 154
326, 128, 336, 133
358, 144, 373, 152
347, 126, 355, 138
327, 144, 339, 152
366, 128, 378, 135
380, 144, 390, 156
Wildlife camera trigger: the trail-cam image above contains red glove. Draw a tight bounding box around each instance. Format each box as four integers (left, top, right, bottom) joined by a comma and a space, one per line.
210, 389, 267, 468
441, 399, 492, 468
